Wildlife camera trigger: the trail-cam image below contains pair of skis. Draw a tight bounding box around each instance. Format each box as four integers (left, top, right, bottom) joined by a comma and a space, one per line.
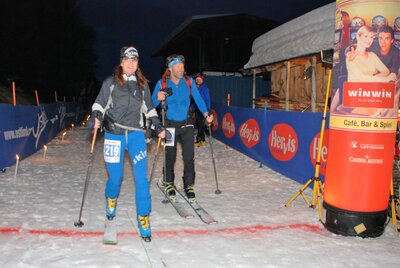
103, 212, 169, 268
156, 180, 218, 225
150, 136, 218, 225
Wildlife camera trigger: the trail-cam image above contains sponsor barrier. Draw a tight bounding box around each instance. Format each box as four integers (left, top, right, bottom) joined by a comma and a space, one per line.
211, 104, 328, 185
0, 102, 82, 169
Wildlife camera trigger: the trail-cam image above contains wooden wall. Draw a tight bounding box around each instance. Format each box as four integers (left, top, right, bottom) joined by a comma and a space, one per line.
267, 56, 331, 111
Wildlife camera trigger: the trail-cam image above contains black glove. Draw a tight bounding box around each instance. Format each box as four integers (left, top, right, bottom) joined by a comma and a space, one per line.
92, 110, 103, 121
160, 87, 173, 96
154, 123, 164, 135
153, 124, 173, 141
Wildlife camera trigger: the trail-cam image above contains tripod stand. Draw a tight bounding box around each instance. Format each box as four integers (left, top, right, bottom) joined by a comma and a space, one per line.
284, 69, 332, 220
389, 175, 399, 237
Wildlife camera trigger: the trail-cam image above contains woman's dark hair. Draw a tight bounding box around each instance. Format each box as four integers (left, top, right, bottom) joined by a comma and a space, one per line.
114, 65, 149, 89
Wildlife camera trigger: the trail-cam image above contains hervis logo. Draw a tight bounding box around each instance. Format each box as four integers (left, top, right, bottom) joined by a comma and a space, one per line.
222, 112, 235, 138
239, 118, 260, 148
309, 130, 329, 175
268, 124, 298, 161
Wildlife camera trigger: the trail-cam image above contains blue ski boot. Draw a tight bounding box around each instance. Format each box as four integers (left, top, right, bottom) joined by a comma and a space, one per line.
137, 214, 151, 242
106, 197, 117, 218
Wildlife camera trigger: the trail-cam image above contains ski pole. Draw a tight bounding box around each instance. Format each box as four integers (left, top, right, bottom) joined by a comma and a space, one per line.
74, 127, 98, 228
161, 106, 167, 183
207, 124, 221, 194
149, 137, 162, 185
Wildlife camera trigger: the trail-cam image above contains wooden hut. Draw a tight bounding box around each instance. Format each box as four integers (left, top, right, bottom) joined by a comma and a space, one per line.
243, 3, 335, 112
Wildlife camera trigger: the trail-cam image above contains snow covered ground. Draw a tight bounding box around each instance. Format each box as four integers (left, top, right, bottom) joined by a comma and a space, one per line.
1, 126, 399, 268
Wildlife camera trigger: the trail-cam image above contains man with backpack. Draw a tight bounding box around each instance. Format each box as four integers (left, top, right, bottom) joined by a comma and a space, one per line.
152, 54, 213, 202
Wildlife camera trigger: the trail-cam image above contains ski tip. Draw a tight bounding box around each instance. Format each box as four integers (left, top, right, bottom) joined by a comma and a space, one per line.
103, 240, 118, 245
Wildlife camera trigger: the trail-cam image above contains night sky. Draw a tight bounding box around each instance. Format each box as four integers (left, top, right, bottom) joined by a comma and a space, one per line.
79, 0, 334, 83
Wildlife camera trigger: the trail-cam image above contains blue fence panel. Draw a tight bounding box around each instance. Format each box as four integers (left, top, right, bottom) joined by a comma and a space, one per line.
205, 75, 270, 108
0, 102, 80, 169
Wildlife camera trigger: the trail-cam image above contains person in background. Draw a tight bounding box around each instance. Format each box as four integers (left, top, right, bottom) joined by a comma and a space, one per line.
345, 26, 395, 82
92, 46, 165, 243
371, 25, 399, 78
193, 75, 211, 147
152, 54, 213, 202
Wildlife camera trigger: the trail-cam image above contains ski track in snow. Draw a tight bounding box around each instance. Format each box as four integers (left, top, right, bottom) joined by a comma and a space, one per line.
1, 127, 400, 268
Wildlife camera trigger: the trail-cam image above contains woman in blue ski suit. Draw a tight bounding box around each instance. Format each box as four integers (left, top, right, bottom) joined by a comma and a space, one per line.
92, 46, 165, 242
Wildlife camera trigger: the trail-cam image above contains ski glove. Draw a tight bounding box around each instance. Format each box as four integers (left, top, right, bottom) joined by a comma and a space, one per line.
150, 116, 164, 135
92, 110, 103, 122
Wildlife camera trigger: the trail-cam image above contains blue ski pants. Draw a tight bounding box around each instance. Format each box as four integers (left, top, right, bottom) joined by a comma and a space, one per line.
103, 131, 151, 217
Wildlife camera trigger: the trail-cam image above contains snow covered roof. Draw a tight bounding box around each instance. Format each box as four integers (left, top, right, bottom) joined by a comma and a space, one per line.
244, 2, 335, 69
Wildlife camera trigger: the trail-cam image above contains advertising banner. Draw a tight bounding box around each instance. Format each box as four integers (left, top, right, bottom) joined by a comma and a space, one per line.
0, 102, 80, 169
324, 0, 400, 237
211, 104, 328, 185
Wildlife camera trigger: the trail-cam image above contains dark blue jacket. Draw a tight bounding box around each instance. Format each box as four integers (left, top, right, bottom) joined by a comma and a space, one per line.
195, 83, 211, 111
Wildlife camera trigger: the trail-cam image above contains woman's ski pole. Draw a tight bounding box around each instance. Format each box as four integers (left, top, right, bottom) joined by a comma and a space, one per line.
74, 127, 98, 228
149, 137, 162, 185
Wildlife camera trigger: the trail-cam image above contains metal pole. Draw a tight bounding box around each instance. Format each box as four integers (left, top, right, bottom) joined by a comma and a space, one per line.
74, 127, 98, 227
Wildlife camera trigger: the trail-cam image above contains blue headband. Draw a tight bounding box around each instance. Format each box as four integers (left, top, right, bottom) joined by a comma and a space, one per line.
168, 57, 184, 67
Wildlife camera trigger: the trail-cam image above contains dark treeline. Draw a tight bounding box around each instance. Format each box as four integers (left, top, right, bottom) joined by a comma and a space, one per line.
0, 0, 98, 104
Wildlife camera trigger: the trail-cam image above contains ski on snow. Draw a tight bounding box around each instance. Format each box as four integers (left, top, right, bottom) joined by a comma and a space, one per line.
139, 238, 169, 268
175, 188, 218, 225
156, 179, 195, 219
156, 179, 217, 224
126, 211, 169, 268
103, 217, 118, 245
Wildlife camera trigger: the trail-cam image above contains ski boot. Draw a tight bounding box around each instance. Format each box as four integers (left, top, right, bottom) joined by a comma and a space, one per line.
137, 214, 151, 242
194, 138, 204, 147
103, 197, 118, 245
106, 197, 118, 218
164, 182, 177, 200
185, 185, 196, 203
195, 139, 206, 147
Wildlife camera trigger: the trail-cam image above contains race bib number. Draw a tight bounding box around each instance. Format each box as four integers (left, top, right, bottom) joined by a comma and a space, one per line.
104, 139, 121, 163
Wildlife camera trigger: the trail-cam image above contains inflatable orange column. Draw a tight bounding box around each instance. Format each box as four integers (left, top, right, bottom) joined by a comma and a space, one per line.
324, 0, 400, 237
